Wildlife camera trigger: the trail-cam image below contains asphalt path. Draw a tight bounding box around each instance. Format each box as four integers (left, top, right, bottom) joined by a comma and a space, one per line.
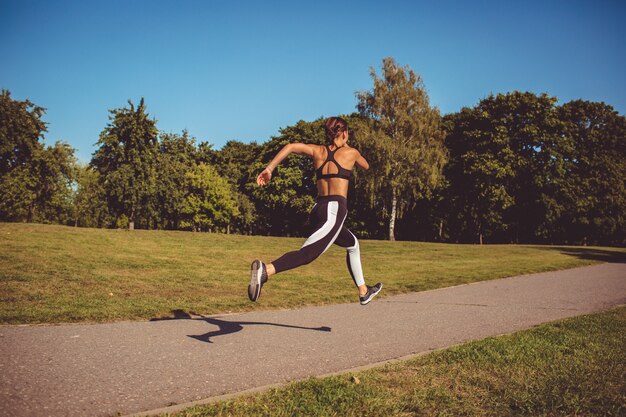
1, 263, 625, 417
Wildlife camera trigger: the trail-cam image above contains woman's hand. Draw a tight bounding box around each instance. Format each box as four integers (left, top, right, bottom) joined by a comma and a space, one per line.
256, 167, 272, 186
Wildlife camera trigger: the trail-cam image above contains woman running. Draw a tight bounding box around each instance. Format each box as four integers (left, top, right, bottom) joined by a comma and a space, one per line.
248, 116, 383, 305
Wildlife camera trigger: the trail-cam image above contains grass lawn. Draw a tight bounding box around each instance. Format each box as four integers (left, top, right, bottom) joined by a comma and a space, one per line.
1, 222, 624, 324
168, 306, 626, 417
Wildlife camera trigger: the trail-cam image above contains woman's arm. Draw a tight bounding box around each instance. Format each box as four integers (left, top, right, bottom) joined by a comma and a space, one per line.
257, 143, 315, 186
267, 143, 314, 171
355, 151, 370, 170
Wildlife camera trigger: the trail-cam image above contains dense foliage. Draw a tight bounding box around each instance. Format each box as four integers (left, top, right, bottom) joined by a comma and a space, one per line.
0, 90, 76, 224
356, 57, 447, 240
1, 59, 624, 245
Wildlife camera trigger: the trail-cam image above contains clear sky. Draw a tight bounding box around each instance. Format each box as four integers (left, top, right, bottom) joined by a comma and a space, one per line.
1, 0, 625, 163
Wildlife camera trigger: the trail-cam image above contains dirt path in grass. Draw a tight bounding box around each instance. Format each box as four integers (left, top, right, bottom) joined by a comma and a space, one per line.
1, 263, 625, 417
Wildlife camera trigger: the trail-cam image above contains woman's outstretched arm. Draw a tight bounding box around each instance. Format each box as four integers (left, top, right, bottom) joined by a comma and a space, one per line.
256, 143, 315, 186
356, 153, 369, 170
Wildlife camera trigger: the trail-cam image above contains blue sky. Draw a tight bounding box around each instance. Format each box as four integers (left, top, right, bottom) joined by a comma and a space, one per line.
1, 0, 625, 163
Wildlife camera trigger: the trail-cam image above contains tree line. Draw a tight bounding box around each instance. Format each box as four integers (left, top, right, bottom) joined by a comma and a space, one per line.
1, 58, 624, 245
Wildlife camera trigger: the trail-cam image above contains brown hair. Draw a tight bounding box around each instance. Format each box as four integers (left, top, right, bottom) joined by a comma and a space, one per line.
324, 117, 348, 144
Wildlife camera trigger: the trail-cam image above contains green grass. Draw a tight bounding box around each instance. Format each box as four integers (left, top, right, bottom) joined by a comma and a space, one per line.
1, 222, 624, 324
168, 306, 626, 417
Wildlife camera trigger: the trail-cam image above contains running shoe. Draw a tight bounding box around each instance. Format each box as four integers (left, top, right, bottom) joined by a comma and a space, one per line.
248, 260, 268, 302
359, 282, 383, 305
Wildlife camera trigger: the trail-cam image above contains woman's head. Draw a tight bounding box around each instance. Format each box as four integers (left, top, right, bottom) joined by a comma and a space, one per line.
324, 117, 348, 145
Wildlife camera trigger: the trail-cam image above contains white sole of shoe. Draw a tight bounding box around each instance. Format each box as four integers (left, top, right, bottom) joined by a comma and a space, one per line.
248, 260, 262, 302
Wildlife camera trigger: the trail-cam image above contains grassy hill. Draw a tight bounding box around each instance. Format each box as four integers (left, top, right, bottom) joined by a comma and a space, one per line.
1, 222, 624, 324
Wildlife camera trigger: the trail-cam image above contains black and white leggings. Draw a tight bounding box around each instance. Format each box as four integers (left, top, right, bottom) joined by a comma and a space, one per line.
272, 195, 365, 287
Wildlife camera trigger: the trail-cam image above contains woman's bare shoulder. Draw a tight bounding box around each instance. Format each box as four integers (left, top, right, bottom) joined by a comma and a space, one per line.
310, 143, 327, 155
343, 146, 362, 158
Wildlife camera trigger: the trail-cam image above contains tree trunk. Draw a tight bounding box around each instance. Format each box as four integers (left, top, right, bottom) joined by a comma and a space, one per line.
27, 202, 35, 223
479, 232, 483, 245
129, 208, 135, 231
439, 220, 443, 240
389, 188, 397, 241
227, 223, 230, 235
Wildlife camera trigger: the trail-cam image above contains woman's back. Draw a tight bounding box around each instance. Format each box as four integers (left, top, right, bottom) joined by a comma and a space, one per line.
313, 144, 359, 197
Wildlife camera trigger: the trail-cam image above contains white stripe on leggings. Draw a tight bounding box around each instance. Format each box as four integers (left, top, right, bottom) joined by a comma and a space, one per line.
320, 211, 347, 254
346, 230, 365, 287
301, 201, 345, 254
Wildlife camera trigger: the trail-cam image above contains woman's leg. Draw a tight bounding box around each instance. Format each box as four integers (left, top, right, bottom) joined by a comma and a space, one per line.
334, 226, 366, 293
334, 227, 383, 304
269, 198, 347, 275
250, 199, 347, 302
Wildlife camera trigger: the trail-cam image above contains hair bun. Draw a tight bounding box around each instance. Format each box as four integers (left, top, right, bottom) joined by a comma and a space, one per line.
324, 117, 348, 144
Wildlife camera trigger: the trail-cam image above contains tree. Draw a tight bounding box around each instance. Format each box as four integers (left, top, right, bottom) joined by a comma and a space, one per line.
212, 140, 260, 234
0, 163, 37, 221
73, 164, 112, 228
0, 91, 76, 224
0, 141, 77, 223
0, 90, 46, 221
156, 130, 198, 230
439, 92, 626, 245
90, 98, 159, 230
557, 100, 626, 245
29, 141, 77, 224
213, 140, 260, 188
442, 106, 517, 244
494, 92, 564, 244
442, 92, 566, 244
356, 57, 447, 240
180, 163, 239, 232
0, 90, 46, 176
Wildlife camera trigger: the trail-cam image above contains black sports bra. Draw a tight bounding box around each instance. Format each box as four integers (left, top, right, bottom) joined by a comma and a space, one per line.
315, 145, 353, 181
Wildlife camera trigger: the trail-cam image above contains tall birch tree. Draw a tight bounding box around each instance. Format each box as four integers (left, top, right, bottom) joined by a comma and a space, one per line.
356, 57, 447, 240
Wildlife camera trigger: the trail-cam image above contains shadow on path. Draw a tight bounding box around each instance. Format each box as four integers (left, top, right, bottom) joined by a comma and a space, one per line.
529, 246, 626, 263
150, 310, 331, 343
